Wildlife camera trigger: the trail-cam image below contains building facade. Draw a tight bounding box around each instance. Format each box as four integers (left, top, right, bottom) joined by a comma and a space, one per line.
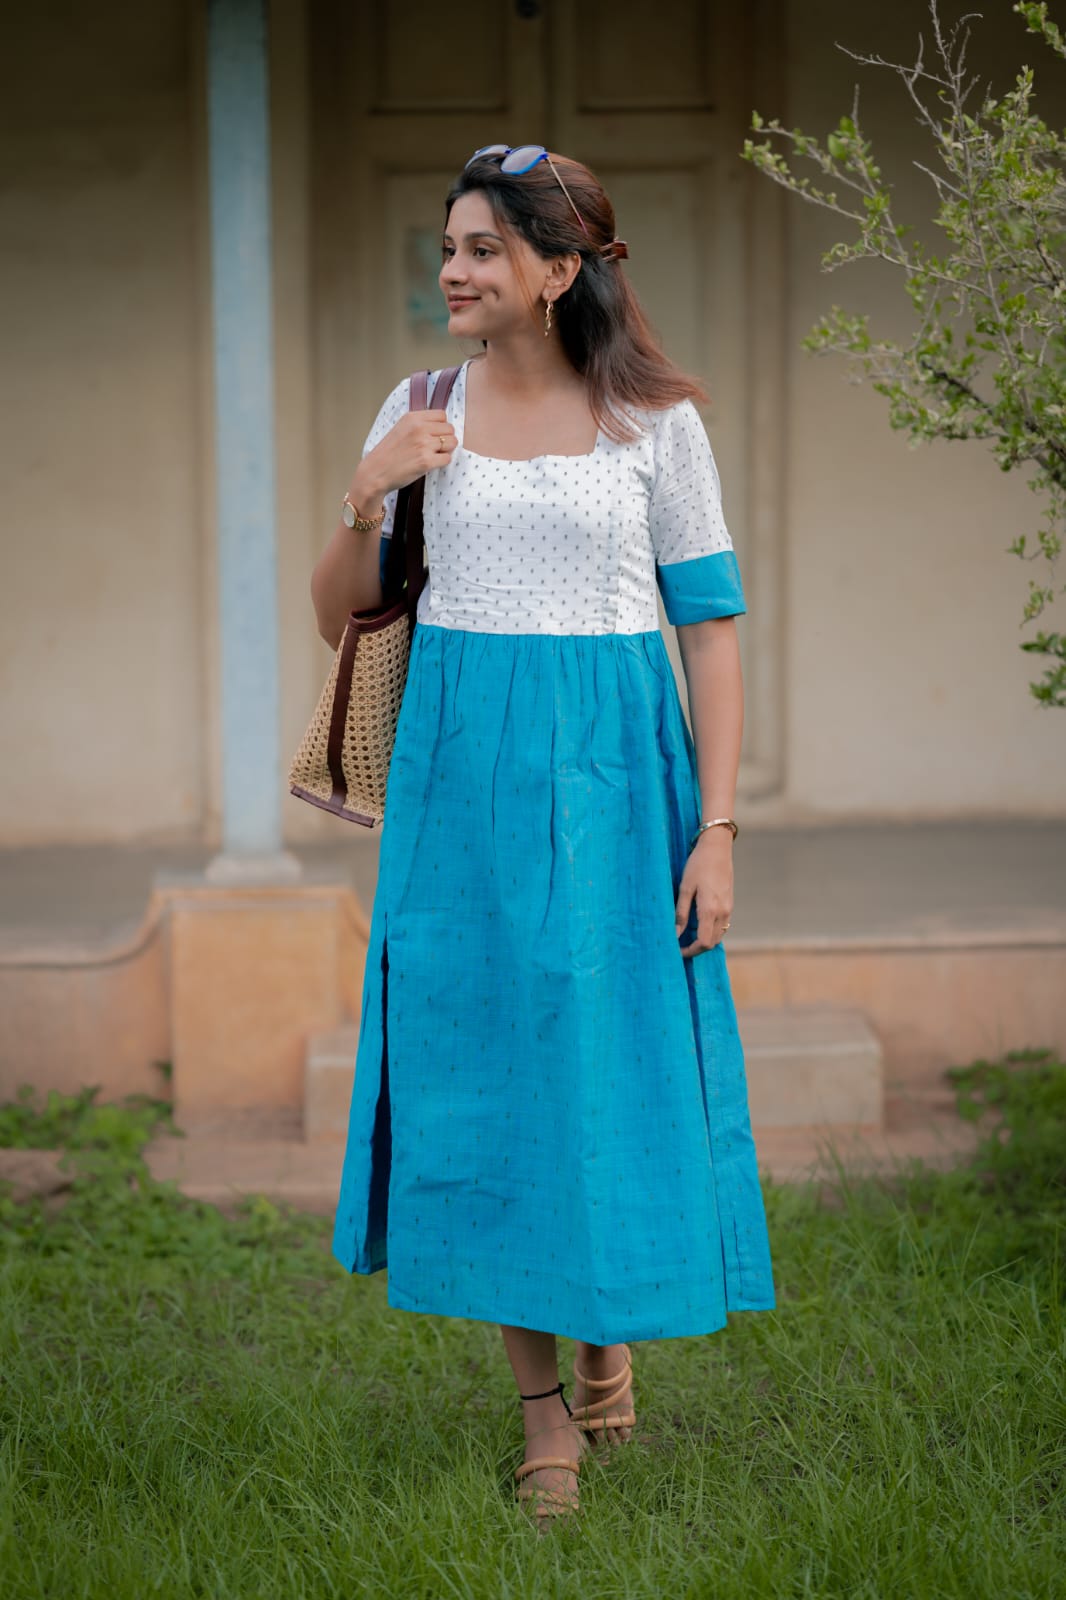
3, 0, 1063, 858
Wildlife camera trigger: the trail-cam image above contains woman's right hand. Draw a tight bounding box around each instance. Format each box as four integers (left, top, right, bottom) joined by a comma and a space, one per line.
314, 407, 457, 646
348, 408, 458, 513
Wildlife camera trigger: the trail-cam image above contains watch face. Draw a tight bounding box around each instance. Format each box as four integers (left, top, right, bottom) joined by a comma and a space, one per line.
342, 500, 355, 527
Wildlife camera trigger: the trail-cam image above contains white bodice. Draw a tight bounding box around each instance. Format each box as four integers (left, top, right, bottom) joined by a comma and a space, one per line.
362, 358, 738, 636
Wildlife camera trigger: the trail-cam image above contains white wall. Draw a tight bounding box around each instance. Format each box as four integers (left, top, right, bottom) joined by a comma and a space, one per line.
0, 4, 204, 844
778, 0, 1066, 817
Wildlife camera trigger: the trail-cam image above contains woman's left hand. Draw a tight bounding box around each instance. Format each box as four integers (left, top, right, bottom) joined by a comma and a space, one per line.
675, 830, 734, 957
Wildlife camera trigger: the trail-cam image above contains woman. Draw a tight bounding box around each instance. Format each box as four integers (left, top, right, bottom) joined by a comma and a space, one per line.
311, 146, 775, 1526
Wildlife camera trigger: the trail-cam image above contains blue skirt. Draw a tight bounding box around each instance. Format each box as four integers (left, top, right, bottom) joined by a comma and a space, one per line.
332, 622, 776, 1343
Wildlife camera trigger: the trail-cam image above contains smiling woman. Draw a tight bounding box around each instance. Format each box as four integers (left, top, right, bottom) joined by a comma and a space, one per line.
313, 146, 774, 1528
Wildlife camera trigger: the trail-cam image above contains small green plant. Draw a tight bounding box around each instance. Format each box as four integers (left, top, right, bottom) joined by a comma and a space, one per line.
742, 0, 1066, 705
0, 1081, 172, 1154
949, 1043, 1066, 1210
0, 1084, 324, 1265
880, 1043, 1066, 1283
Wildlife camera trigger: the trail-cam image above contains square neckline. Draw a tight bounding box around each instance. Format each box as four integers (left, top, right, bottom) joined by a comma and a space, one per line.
453, 356, 604, 464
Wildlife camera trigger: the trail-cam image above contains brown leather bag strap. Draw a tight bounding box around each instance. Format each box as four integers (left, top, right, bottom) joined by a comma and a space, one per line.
317, 365, 461, 819
326, 616, 361, 804
389, 368, 425, 596
401, 365, 462, 631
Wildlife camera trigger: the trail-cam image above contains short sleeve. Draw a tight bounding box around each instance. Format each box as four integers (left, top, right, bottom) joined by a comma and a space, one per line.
650, 400, 746, 623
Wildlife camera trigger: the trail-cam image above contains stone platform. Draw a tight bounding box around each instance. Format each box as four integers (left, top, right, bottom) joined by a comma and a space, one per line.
141, 1089, 980, 1216
1, 823, 1062, 1157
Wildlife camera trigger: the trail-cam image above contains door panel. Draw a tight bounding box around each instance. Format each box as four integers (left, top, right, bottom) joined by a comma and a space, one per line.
384, 171, 469, 376
367, 0, 509, 113
574, 0, 714, 112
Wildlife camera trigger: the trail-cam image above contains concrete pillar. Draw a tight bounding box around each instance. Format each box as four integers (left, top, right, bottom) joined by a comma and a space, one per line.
203, 0, 298, 883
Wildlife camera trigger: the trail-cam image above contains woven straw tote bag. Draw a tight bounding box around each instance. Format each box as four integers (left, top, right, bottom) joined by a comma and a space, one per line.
289, 365, 461, 825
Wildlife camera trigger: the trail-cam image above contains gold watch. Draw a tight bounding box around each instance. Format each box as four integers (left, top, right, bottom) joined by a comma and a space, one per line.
342, 493, 386, 532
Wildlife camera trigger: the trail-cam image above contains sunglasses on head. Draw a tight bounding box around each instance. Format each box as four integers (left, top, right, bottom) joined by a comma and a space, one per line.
465, 144, 591, 240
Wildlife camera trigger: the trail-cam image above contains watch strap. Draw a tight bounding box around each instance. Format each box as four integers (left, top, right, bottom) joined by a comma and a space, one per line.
344, 494, 385, 532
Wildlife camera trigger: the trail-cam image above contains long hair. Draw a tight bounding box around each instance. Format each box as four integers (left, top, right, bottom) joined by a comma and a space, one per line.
444, 154, 708, 444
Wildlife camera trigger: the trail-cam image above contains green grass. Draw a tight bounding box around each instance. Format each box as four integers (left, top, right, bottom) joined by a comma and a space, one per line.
1, 1050, 1064, 1599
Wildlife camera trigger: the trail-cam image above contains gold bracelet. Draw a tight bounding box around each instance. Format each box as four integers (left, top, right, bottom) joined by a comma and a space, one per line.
342, 493, 386, 533
690, 818, 738, 848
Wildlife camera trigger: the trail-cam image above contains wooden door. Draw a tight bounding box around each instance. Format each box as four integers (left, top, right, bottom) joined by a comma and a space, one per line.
310, 0, 784, 798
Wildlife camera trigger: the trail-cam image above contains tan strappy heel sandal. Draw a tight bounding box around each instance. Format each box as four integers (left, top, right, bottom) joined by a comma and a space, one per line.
571, 1344, 636, 1443
514, 1380, 585, 1526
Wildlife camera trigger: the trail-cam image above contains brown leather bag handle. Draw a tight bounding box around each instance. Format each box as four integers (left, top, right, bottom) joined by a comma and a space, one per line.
389, 365, 462, 632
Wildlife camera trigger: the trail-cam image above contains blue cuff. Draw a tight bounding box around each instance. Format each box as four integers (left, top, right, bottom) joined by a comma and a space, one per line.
656, 549, 746, 624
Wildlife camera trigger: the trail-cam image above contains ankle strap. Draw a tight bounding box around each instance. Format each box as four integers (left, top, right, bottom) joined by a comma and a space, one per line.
518, 1380, 573, 1418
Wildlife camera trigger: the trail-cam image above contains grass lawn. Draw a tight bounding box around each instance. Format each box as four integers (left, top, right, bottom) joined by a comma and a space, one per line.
1, 1050, 1063, 1600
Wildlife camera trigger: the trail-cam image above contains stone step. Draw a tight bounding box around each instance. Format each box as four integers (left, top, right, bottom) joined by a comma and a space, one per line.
142, 1102, 972, 1215
740, 1005, 883, 1128
302, 1005, 883, 1142
304, 1025, 361, 1141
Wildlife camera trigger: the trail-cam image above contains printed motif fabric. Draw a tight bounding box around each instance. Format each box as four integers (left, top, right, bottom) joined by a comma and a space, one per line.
332, 359, 775, 1343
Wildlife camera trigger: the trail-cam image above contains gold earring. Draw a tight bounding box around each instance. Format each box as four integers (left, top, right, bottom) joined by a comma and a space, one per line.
544, 298, 554, 337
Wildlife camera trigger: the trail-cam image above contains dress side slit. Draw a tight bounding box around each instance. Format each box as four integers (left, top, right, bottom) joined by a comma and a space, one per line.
365, 925, 392, 1259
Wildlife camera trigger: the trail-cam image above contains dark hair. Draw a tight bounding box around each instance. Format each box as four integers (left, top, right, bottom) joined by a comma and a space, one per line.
444, 153, 708, 444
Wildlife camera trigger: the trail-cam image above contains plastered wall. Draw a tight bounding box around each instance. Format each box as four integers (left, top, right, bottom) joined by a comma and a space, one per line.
0, 3, 205, 844
778, 0, 1066, 816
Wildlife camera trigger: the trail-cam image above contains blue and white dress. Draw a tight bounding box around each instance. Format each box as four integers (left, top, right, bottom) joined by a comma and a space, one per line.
332, 357, 776, 1344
